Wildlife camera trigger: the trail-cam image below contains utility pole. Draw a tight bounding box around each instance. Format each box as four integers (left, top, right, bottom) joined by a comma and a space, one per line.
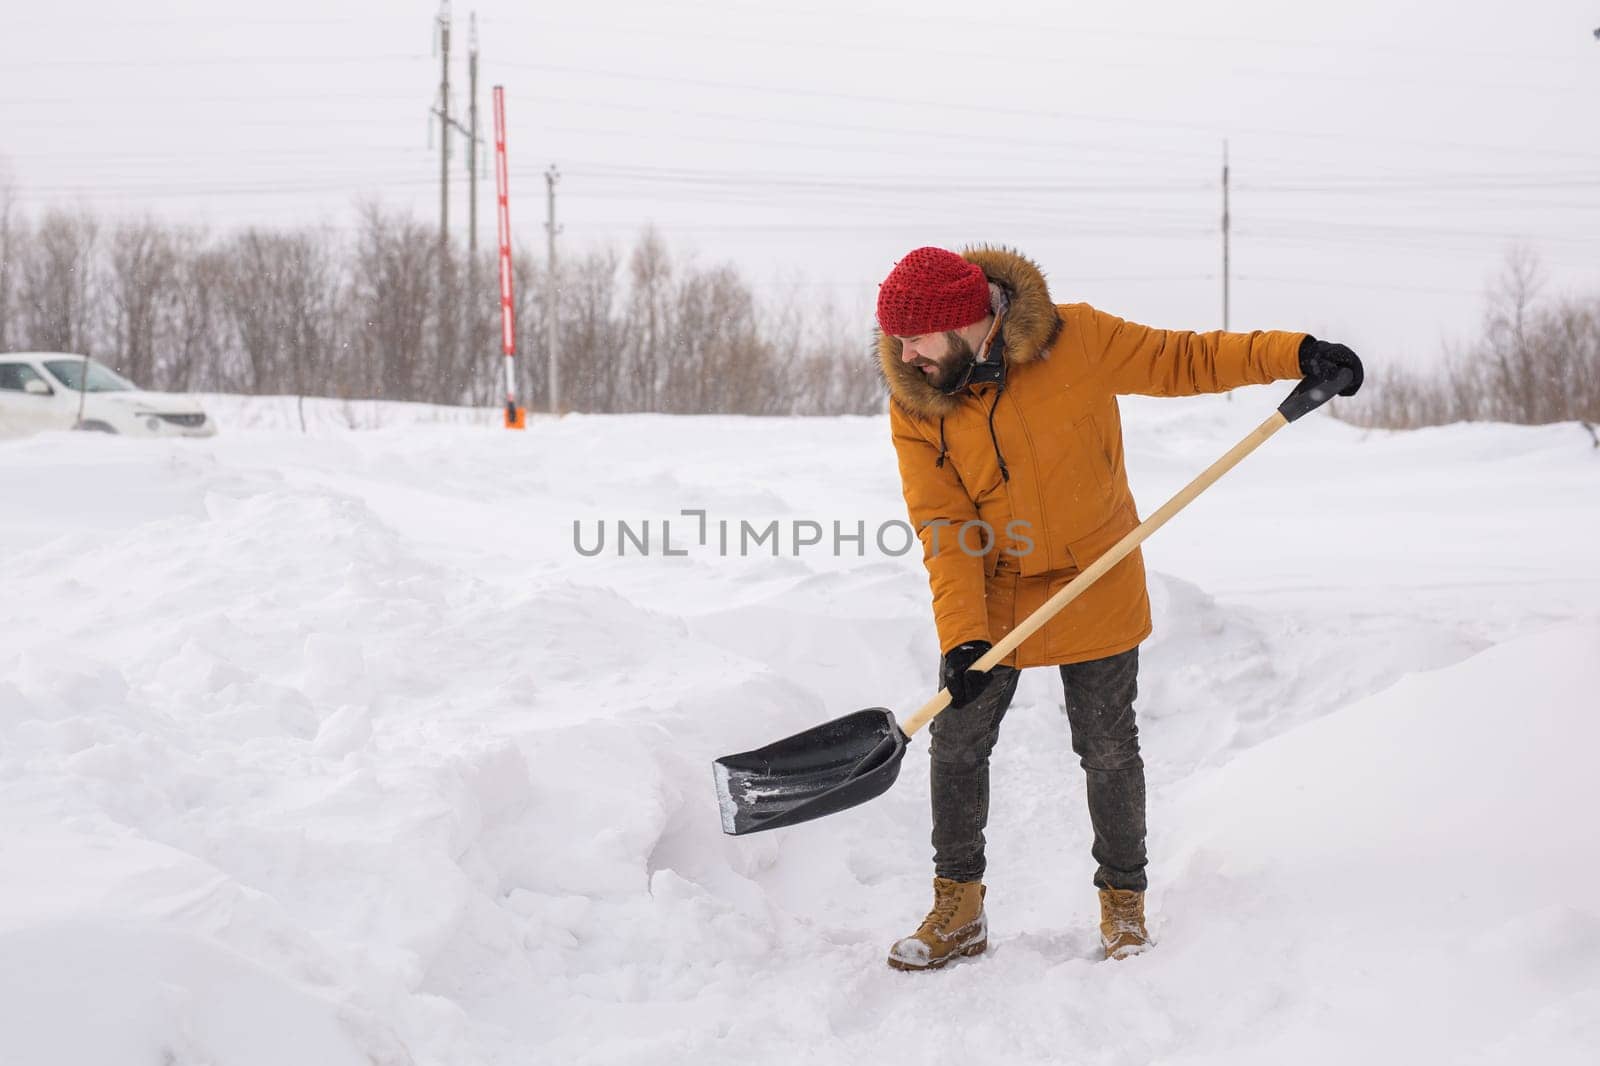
434, 1, 451, 265
545, 165, 561, 414
466, 13, 481, 404
429, 4, 484, 395
430, 5, 480, 257
467, 13, 480, 257
431, 2, 455, 390
1221, 139, 1231, 332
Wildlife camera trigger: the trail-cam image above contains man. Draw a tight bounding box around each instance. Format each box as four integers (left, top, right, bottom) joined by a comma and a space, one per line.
876, 245, 1361, 971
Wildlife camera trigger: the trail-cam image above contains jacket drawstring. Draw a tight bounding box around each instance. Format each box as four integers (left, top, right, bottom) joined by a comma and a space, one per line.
986, 380, 1010, 482
933, 375, 1010, 482
931, 294, 1011, 479
930, 343, 1011, 482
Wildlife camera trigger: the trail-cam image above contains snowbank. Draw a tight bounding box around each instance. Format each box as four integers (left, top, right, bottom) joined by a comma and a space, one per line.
193, 393, 498, 433
1, 389, 1595, 1064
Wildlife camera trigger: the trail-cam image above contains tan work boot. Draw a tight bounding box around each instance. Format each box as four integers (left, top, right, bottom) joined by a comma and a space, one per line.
1098, 887, 1151, 960
886, 876, 987, 971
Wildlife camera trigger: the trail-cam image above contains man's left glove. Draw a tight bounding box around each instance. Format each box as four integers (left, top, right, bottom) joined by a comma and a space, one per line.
1298, 336, 1364, 397
941, 640, 996, 708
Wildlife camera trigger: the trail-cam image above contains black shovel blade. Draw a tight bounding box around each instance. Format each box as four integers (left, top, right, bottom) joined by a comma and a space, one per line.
713, 708, 909, 836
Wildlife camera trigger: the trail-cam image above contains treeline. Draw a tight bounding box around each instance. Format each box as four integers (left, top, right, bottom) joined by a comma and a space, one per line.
0, 197, 885, 416
1334, 251, 1600, 430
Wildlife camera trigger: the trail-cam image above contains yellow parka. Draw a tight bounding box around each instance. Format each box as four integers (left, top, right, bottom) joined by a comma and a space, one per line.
880, 247, 1306, 668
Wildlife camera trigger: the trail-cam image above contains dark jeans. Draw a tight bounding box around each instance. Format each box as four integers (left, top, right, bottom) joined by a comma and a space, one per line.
927, 646, 1148, 892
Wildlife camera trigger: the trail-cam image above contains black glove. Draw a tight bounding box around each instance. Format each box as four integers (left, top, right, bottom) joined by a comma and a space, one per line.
1298, 336, 1364, 397
941, 640, 995, 708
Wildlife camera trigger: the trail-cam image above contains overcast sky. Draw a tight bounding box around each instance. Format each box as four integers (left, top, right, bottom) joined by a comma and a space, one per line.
4, 0, 1599, 368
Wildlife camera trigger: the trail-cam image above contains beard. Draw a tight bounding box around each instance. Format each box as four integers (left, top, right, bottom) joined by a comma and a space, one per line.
915, 330, 978, 393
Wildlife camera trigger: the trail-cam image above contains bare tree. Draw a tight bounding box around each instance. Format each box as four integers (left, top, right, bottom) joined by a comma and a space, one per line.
1338, 249, 1600, 430
510, 249, 546, 411
461, 247, 503, 407
18, 210, 100, 354
766, 289, 884, 416
665, 262, 767, 414
283, 230, 342, 401
1479, 247, 1545, 422
1550, 297, 1600, 421
557, 248, 621, 413
221, 230, 285, 392
622, 229, 672, 411
104, 219, 179, 385
219, 227, 342, 395
1, 203, 887, 416
0, 174, 17, 351
166, 235, 230, 392
350, 204, 435, 401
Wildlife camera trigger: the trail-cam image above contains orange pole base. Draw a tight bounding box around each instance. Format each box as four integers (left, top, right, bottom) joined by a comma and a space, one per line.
504, 405, 526, 430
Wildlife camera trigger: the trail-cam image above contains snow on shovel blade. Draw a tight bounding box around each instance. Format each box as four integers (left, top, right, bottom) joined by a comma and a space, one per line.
713, 708, 909, 836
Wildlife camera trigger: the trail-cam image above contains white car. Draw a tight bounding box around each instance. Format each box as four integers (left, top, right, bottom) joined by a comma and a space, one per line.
0, 353, 217, 439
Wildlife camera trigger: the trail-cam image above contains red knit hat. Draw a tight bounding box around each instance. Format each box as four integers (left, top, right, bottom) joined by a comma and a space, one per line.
876, 247, 991, 336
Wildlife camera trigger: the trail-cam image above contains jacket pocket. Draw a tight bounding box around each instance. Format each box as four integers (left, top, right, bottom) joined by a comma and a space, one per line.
1064, 501, 1139, 572
1072, 414, 1112, 491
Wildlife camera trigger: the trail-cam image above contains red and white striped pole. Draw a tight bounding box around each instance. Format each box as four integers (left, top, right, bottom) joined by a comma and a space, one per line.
493, 85, 524, 430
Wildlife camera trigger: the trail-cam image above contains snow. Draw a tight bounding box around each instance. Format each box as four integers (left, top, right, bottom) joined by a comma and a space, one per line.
1, 386, 1597, 1065
712, 761, 740, 836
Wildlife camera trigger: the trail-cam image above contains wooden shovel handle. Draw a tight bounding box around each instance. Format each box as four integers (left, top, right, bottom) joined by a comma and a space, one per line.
900, 409, 1290, 737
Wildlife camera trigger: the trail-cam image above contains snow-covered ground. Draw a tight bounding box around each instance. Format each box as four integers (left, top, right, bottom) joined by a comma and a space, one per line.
1, 387, 1597, 1065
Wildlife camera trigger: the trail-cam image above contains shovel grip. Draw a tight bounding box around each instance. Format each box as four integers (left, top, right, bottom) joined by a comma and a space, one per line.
1278, 368, 1355, 423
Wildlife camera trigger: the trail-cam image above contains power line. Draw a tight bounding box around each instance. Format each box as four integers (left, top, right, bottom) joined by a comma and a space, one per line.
9, 68, 1597, 169
1241, 218, 1600, 245
2, 53, 430, 69
484, 18, 1592, 99
5, 115, 437, 130
493, 9, 1593, 66
565, 165, 1215, 194
10, 148, 1595, 193
11, 149, 1595, 215
492, 59, 1600, 164
1234, 275, 1479, 295
5, 8, 1581, 67
0, 90, 430, 106
5, 15, 370, 28
0, 145, 432, 162
499, 93, 1223, 165
15, 169, 1597, 233
1242, 178, 1600, 193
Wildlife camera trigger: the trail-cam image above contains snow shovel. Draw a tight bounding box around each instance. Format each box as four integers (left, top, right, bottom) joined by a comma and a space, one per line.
714, 370, 1353, 835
